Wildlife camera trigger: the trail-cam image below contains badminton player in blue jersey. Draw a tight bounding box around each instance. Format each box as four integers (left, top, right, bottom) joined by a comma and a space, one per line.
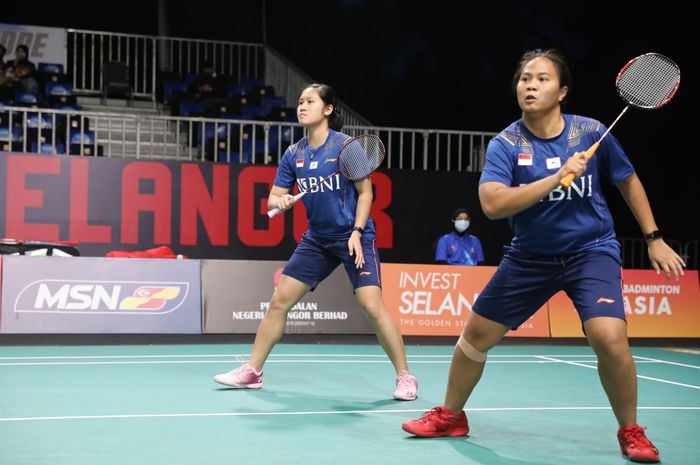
402, 49, 684, 462
215, 83, 418, 400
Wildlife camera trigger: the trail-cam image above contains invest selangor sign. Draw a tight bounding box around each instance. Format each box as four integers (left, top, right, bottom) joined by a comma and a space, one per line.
380, 264, 550, 337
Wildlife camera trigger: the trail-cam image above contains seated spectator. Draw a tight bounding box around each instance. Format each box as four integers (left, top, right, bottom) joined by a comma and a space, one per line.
6, 44, 39, 93
189, 60, 223, 104
0, 44, 10, 88
435, 207, 484, 266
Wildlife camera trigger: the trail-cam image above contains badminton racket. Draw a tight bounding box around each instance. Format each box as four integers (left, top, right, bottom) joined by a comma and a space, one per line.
268, 134, 386, 217
560, 53, 680, 188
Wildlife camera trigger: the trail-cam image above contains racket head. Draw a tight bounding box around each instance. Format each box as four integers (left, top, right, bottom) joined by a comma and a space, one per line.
616, 53, 680, 110
337, 134, 386, 181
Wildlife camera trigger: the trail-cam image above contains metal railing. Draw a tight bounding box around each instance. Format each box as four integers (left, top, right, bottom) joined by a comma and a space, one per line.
68, 29, 266, 104
618, 237, 699, 270
65, 29, 370, 125
1, 105, 496, 171
682, 239, 699, 270
264, 47, 370, 127
68, 30, 160, 101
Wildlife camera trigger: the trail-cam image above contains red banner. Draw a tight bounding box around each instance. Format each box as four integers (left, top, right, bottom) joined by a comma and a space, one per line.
0, 152, 515, 265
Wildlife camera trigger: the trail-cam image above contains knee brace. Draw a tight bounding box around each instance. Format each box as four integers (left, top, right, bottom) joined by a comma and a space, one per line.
457, 335, 487, 363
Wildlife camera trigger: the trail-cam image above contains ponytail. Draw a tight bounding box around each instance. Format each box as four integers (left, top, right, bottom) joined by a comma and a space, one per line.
328, 106, 344, 131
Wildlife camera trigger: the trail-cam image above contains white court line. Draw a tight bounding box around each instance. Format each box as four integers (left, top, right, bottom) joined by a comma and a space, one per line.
535, 355, 700, 390
0, 360, 589, 366
664, 348, 700, 355
0, 360, 664, 367
632, 355, 700, 370
0, 354, 600, 360
1, 406, 698, 423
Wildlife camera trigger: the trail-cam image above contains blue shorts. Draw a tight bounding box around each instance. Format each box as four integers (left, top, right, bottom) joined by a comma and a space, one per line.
283, 232, 382, 291
472, 248, 625, 329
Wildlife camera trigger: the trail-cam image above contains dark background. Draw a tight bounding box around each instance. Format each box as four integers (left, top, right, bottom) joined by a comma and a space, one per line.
4, 1, 698, 249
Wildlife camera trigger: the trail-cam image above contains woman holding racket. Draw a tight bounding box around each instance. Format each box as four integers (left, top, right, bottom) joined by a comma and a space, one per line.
214, 83, 418, 401
402, 49, 684, 462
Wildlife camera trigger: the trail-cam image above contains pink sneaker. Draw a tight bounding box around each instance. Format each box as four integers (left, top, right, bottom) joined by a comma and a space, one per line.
393, 372, 418, 400
214, 363, 263, 389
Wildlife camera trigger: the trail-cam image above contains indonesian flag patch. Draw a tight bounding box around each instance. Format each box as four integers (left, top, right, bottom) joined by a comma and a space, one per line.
296, 158, 304, 168
517, 153, 533, 166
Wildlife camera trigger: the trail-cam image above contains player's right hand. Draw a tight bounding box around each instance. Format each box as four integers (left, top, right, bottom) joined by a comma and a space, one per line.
559, 152, 588, 180
277, 194, 295, 211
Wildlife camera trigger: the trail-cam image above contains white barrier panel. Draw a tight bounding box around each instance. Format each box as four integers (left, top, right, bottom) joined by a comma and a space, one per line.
202, 259, 374, 334
0, 23, 66, 67
0, 256, 201, 334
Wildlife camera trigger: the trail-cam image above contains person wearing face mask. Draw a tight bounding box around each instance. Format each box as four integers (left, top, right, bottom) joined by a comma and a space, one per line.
435, 208, 484, 266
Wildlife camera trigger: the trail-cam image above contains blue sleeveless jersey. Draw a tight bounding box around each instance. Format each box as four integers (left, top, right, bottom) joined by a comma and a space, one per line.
479, 114, 634, 256
273, 129, 376, 240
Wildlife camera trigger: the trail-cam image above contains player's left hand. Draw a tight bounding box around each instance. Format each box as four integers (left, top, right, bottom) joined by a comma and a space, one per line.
648, 239, 686, 280
348, 232, 365, 268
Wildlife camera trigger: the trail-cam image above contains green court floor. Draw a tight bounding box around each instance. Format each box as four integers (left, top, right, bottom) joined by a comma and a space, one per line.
1, 344, 698, 465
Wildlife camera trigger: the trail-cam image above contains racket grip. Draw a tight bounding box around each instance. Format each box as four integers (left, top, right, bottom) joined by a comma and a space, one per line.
560, 142, 600, 188
267, 192, 306, 218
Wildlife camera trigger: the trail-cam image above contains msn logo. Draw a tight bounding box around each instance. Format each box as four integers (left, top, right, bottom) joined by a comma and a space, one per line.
26, 283, 184, 312
34, 284, 121, 310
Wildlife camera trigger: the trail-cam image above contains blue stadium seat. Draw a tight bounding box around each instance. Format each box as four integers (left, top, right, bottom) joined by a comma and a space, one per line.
267, 107, 298, 122
163, 80, 187, 104
261, 96, 285, 116
240, 104, 266, 119
179, 100, 205, 117
215, 141, 254, 164
45, 82, 73, 97
183, 73, 199, 87
69, 129, 96, 145
230, 94, 261, 107
0, 125, 21, 142
268, 125, 295, 145
241, 76, 264, 89
196, 122, 229, 147
31, 141, 66, 155
49, 95, 78, 106
252, 85, 275, 98
14, 92, 42, 105
26, 112, 53, 129
38, 63, 65, 75
227, 84, 248, 99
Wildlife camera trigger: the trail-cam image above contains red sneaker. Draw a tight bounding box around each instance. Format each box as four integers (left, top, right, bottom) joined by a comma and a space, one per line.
617, 424, 660, 463
402, 406, 469, 437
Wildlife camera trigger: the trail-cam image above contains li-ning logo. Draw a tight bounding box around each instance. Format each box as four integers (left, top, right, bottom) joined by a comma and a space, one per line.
14, 280, 189, 314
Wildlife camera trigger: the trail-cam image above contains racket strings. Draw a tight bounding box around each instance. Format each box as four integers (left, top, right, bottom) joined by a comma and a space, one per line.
338, 137, 385, 180
617, 54, 680, 109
